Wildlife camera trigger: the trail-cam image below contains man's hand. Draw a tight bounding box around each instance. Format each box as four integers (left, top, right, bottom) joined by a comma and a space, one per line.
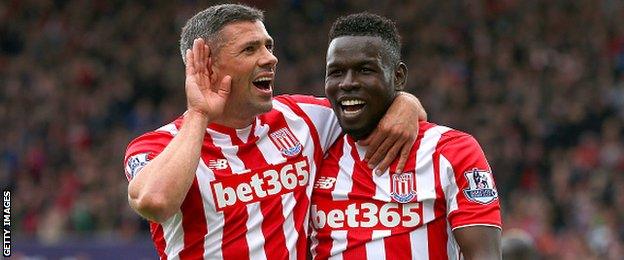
185, 38, 231, 121
359, 93, 427, 175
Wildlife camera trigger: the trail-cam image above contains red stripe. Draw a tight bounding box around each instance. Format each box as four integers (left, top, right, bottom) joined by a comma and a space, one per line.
426, 218, 449, 260
178, 178, 208, 259
383, 232, 412, 259
229, 119, 290, 260
150, 222, 167, 260
342, 229, 370, 260
343, 136, 376, 259
202, 132, 251, 259
311, 136, 345, 260
428, 139, 449, 260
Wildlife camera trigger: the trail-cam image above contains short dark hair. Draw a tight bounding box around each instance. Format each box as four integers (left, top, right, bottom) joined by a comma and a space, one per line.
179, 4, 264, 64
329, 12, 401, 66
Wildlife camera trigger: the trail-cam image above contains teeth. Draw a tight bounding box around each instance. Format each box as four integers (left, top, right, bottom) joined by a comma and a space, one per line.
340, 99, 365, 106
253, 77, 272, 83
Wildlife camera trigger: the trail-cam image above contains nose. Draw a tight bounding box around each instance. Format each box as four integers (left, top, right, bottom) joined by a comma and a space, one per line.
339, 70, 359, 90
259, 47, 278, 70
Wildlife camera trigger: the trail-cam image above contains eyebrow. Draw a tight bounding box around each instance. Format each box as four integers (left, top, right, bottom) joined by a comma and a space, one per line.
241, 37, 274, 48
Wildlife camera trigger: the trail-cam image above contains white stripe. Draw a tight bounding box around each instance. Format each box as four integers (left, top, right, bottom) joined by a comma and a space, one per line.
235, 124, 253, 143
446, 219, 460, 260
208, 130, 246, 173
452, 223, 502, 231
155, 123, 185, 259
373, 172, 391, 202
196, 160, 224, 259
410, 226, 429, 260
329, 230, 348, 259
298, 102, 342, 153
162, 212, 184, 259
440, 155, 460, 213
246, 203, 267, 260
366, 230, 390, 259
156, 123, 179, 135
309, 228, 320, 259
333, 136, 354, 201
281, 193, 298, 260
416, 126, 450, 223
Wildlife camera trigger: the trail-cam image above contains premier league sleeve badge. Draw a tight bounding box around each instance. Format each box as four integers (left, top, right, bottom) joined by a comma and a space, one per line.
462, 168, 498, 204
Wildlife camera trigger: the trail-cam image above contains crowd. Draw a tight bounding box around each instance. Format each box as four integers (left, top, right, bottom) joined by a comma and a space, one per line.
2, 0, 623, 258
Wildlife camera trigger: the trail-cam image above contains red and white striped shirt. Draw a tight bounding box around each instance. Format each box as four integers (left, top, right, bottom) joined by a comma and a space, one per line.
310, 121, 501, 260
124, 95, 342, 260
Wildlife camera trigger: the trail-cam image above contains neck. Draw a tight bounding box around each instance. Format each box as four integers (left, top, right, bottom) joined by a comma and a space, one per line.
211, 109, 256, 129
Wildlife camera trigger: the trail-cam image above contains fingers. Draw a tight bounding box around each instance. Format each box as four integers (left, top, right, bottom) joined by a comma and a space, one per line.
395, 140, 413, 174
361, 128, 382, 162
366, 132, 399, 170
218, 75, 232, 97
375, 138, 405, 176
192, 38, 204, 74
185, 49, 194, 75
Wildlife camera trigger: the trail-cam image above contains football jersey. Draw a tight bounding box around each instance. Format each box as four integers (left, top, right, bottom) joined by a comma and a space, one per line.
310, 121, 501, 260
124, 95, 342, 260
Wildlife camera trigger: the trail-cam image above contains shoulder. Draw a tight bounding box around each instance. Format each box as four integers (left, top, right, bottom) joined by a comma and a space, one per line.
125, 118, 182, 159
274, 94, 330, 108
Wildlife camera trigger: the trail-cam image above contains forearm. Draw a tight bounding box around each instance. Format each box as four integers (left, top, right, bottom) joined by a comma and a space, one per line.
394, 92, 426, 121
128, 110, 209, 222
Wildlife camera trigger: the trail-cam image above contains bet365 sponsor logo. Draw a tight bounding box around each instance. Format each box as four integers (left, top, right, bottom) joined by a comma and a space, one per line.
211, 157, 310, 210
3, 190, 10, 257
311, 201, 421, 230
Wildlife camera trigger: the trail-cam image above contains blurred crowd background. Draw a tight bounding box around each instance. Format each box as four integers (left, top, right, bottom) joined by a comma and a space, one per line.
2, 0, 623, 258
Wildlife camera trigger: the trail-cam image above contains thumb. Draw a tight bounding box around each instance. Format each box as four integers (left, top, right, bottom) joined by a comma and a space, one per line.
218, 75, 231, 98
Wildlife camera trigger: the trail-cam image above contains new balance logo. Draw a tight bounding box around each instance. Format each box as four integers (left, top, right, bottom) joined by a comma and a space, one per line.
208, 159, 229, 170
314, 177, 336, 189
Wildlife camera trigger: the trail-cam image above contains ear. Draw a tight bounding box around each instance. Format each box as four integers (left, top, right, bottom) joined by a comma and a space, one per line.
394, 62, 407, 91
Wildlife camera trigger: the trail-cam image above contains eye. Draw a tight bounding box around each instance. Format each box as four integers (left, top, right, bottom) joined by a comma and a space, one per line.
327, 69, 343, 77
265, 43, 274, 53
360, 67, 374, 74
243, 45, 256, 53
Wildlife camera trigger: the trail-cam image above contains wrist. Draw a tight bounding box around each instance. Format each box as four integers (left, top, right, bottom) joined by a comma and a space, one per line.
185, 109, 211, 125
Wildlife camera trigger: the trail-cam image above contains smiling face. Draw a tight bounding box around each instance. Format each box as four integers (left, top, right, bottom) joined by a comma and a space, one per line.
211, 20, 278, 126
325, 36, 406, 139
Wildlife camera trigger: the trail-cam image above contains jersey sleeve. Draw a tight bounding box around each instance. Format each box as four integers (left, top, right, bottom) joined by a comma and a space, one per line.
123, 130, 174, 181
439, 132, 501, 230
274, 94, 343, 153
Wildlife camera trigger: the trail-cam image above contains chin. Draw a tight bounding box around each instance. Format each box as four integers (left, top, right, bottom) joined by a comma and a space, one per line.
256, 102, 273, 114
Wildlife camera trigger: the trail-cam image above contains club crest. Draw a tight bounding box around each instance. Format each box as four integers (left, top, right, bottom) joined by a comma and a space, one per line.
390, 171, 417, 203
463, 168, 498, 204
269, 127, 302, 157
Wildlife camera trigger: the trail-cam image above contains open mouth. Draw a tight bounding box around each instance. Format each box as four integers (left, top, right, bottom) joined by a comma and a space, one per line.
253, 77, 272, 91
340, 99, 366, 115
